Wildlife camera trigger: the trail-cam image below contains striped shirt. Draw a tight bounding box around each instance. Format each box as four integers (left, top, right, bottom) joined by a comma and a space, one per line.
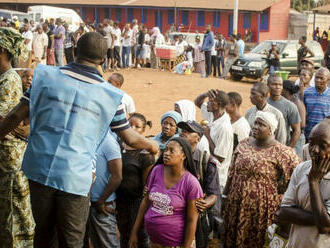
22, 62, 130, 132
304, 87, 330, 139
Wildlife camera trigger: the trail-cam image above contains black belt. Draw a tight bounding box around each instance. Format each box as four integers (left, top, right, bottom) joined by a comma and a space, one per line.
91, 200, 115, 207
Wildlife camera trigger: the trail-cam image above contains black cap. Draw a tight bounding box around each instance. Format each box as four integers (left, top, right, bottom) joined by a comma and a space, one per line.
178, 121, 204, 137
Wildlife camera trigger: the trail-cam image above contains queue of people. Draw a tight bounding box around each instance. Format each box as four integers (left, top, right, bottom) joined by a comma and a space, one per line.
0, 20, 330, 248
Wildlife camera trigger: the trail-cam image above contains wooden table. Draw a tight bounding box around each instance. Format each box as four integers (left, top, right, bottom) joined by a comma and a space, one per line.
159, 58, 176, 72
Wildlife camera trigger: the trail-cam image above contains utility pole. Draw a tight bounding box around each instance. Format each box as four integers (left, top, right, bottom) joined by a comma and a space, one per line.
174, 0, 177, 30
233, 0, 239, 35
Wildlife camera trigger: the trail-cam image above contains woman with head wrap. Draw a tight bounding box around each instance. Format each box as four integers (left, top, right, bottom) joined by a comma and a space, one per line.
0, 27, 34, 247
150, 27, 165, 69
221, 111, 300, 248
153, 111, 182, 151
129, 137, 203, 248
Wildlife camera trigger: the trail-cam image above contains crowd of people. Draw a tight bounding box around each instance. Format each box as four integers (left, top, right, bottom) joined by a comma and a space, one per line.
0, 14, 330, 248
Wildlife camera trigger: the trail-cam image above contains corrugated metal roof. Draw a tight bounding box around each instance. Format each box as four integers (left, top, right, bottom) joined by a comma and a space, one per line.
313, 4, 330, 13
2, 0, 279, 12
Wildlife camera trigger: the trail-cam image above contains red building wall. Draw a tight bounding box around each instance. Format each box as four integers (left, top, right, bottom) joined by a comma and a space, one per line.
259, 0, 289, 41
81, 0, 289, 43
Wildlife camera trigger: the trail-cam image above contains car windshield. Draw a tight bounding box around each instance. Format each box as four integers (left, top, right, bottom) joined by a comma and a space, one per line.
251, 41, 286, 54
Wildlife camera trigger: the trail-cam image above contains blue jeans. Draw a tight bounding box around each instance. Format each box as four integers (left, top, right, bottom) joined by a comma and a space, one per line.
88, 204, 120, 248
55, 49, 64, 66
122, 46, 131, 68
294, 133, 306, 159
269, 65, 280, 74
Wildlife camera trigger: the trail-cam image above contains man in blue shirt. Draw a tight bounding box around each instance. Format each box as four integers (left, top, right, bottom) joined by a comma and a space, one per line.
87, 131, 122, 248
0, 32, 159, 248
236, 33, 245, 57
304, 67, 330, 139
202, 24, 214, 78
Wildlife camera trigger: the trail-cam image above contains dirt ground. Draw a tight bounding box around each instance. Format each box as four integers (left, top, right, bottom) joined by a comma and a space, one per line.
105, 69, 256, 136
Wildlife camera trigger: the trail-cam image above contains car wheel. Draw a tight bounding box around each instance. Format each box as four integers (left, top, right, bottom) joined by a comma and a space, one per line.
231, 74, 243, 81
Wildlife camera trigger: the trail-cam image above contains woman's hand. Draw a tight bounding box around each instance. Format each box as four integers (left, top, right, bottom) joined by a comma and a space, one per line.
128, 232, 138, 248
309, 155, 330, 182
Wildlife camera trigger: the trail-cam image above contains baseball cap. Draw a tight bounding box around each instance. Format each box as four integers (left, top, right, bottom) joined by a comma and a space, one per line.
178, 121, 204, 137
301, 58, 314, 66
271, 42, 277, 46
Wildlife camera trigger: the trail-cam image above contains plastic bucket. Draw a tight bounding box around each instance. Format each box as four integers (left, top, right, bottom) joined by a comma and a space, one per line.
274, 71, 290, 80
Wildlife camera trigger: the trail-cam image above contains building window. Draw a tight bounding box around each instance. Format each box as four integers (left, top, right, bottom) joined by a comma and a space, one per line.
168, 10, 174, 24
127, 8, 134, 23
141, 8, 147, 23
213, 11, 220, 27
182, 10, 188, 26
115, 8, 122, 22
95, 8, 100, 23
243, 14, 251, 29
197, 11, 204, 27
260, 11, 269, 31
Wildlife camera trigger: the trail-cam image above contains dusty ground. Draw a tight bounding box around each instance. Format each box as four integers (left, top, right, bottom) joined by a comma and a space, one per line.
105, 69, 256, 136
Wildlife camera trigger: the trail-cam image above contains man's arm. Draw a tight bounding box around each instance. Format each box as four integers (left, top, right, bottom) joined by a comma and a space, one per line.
194, 92, 208, 109
309, 157, 330, 233
307, 48, 314, 58
116, 128, 159, 154
0, 101, 29, 140
289, 123, 301, 148
277, 206, 314, 226
98, 158, 122, 203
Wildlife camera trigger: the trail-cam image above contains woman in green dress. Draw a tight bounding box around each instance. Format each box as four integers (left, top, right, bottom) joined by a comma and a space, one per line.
0, 27, 35, 247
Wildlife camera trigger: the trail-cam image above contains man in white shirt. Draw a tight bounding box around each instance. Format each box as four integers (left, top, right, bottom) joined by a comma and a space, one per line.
112, 21, 122, 69
195, 90, 233, 189
108, 73, 136, 116
121, 23, 132, 68
226, 92, 251, 151
131, 19, 139, 65
278, 119, 330, 248
103, 19, 114, 71
22, 23, 33, 66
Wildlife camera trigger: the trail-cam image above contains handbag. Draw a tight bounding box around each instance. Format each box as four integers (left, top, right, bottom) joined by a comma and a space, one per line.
263, 224, 289, 248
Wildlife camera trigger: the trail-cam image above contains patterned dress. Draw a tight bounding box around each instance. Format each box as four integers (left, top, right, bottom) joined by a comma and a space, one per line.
222, 139, 300, 248
0, 69, 35, 247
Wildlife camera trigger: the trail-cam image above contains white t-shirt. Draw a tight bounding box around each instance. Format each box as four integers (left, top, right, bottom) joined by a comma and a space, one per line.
122, 29, 132, 47
175, 40, 188, 56
295, 74, 315, 88
211, 40, 217, 56
196, 135, 210, 154
281, 161, 330, 248
232, 117, 251, 142
122, 93, 135, 115
22, 30, 33, 51
201, 104, 233, 187
112, 28, 122, 47
131, 24, 139, 46
103, 25, 113, 49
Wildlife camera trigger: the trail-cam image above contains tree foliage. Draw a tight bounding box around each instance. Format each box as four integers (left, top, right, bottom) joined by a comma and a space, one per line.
291, 0, 329, 12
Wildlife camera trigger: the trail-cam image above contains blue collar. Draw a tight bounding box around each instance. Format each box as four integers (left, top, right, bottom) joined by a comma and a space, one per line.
313, 86, 329, 96
60, 62, 104, 83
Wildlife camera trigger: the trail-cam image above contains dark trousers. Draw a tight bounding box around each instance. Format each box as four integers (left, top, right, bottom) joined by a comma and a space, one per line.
29, 180, 90, 248
219, 56, 225, 76
205, 51, 212, 76
114, 46, 121, 68
116, 198, 149, 248
211, 55, 221, 77
64, 47, 74, 64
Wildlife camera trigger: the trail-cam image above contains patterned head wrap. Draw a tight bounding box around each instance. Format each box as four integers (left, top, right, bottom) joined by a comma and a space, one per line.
0, 27, 28, 61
